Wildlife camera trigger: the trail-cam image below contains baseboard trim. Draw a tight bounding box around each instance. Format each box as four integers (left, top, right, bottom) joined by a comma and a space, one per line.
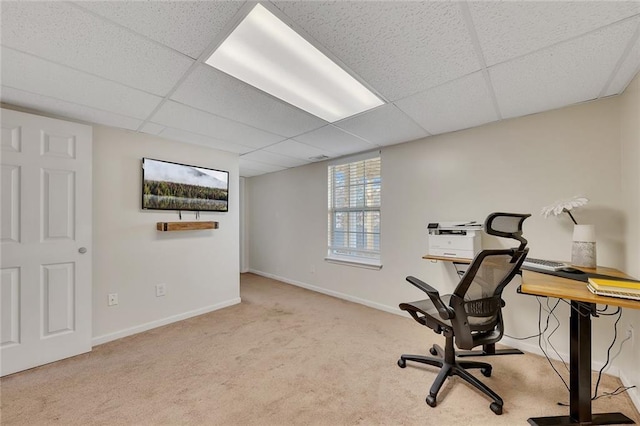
247, 269, 640, 414
92, 298, 242, 346
501, 335, 625, 378
477, 338, 637, 413
620, 370, 640, 414
500, 337, 572, 367
248, 269, 405, 317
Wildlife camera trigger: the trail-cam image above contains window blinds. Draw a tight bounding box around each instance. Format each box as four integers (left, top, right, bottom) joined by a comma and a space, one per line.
328, 157, 381, 261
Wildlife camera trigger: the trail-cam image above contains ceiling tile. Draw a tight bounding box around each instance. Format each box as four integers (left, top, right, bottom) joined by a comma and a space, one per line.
335, 104, 429, 146
172, 65, 327, 137
154, 126, 253, 155
395, 72, 499, 135
470, 1, 640, 66
490, 18, 640, 120
273, 1, 480, 101
239, 158, 286, 174
75, 1, 244, 59
605, 27, 640, 96
139, 122, 165, 136
292, 125, 377, 156
241, 150, 308, 168
264, 139, 333, 161
1, 0, 637, 181
1, 47, 162, 120
239, 167, 264, 178
151, 101, 285, 149
0, 86, 143, 131
1, 1, 193, 96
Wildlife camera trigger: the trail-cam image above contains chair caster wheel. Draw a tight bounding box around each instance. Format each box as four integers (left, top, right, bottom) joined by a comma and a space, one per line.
481, 367, 492, 377
426, 395, 437, 407
397, 359, 406, 368
490, 402, 502, 415
429, 347, 438, 356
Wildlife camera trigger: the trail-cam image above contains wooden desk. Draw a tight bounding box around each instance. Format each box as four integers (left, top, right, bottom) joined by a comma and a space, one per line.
520, 267, 640, 425
423, 254, 472, 264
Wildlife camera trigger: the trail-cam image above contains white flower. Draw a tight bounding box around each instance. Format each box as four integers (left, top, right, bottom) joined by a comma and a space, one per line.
541, 196, 589, 219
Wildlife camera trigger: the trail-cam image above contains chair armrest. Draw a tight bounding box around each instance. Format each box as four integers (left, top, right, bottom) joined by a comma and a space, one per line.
406, 276, 454, 320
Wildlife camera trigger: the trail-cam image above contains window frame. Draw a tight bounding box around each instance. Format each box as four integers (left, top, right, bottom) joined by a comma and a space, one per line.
325, 151, 382, 270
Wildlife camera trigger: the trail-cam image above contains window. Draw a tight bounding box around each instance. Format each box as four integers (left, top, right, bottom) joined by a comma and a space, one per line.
327, 154, 381, 268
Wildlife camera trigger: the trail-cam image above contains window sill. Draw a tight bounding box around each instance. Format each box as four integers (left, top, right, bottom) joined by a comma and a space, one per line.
324, 256, 382, 270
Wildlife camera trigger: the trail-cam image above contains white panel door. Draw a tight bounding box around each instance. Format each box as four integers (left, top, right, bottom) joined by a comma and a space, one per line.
1, 108, 92, 376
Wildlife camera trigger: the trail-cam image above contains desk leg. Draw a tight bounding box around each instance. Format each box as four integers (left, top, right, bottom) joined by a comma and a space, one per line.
570, 301, 593, 422
528, 301, 634, 426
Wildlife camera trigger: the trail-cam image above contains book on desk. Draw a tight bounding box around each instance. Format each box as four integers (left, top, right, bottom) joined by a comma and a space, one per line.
587, 277, 640, 301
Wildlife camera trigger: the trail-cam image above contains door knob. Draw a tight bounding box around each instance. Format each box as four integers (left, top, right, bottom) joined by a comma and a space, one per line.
78, 247, 87, 254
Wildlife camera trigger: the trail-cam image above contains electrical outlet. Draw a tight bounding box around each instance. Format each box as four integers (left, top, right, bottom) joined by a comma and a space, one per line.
156, 284, 166, 297
108, 293, 118, 306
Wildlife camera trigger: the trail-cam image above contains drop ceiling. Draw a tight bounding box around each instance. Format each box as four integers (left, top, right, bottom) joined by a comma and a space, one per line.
1, 1, 639, 177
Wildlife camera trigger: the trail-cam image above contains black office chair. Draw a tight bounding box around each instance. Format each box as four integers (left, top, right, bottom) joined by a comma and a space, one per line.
397, 212, 530, 415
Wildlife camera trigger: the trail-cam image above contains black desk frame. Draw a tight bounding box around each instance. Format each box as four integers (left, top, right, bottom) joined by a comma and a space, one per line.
527, 300, 633, 425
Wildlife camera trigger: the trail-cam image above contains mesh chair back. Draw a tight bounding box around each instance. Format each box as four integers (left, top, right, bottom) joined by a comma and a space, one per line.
449, 213, 530, 349
464, 253, 518, 318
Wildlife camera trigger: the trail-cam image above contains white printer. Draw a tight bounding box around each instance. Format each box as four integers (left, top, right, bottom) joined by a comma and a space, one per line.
427, 221, 483, 260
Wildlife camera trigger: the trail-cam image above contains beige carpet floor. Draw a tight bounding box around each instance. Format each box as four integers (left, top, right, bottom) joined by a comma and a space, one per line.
1, 273, 638, 425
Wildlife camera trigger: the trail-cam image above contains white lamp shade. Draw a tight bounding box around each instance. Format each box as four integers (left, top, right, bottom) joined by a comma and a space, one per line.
573, 224, 596, 242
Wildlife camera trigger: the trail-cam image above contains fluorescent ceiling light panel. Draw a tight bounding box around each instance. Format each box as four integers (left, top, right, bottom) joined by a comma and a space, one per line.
205, 4, 383, 122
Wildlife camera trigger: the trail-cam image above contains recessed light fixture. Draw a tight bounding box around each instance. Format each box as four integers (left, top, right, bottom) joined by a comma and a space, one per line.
205, 4, 384, 123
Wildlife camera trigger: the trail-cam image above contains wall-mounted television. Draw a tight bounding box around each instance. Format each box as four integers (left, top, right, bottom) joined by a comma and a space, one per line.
142, 158, 229, 212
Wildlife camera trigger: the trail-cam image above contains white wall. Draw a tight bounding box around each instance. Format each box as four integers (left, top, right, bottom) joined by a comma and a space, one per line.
247, 93, 639, 387
618, 73, 640, 408
239, 176, 249, 273
92, 126, 240, 344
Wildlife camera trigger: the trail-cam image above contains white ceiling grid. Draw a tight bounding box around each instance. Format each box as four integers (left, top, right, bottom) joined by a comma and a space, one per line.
490, 17, 640, 119
334, 104, 429, 146
1, 1, 639, 177
171, 64, 327, 137
395, 71, 499, 135
1, 47, 163, 120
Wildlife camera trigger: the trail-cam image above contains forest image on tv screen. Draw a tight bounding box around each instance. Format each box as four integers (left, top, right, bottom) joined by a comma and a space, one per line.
143, 159, 228, 211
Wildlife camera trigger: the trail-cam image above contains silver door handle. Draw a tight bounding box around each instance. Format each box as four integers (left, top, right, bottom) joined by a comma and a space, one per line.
78, 247, 87, 254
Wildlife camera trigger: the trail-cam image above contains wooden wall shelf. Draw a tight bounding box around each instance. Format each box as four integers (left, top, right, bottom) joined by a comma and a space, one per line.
156, 221, 219, 232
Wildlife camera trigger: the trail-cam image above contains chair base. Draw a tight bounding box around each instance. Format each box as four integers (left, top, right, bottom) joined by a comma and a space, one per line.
456, 343, 524, 358
398, 341, 504, 415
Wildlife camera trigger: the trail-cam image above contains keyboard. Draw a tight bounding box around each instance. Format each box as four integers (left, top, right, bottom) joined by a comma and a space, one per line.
522, 257, 567, 271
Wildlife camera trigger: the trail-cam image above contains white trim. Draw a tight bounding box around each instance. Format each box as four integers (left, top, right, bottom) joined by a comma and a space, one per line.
248, 269, 400, 315
246, 269, 638, 403
500, 336, 624, 377
324, 256, 382, 270
91, 298, 242, 346
620, 369, 640, 413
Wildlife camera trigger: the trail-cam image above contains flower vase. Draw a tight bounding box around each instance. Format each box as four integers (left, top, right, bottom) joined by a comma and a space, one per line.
571, 224, 596, 268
